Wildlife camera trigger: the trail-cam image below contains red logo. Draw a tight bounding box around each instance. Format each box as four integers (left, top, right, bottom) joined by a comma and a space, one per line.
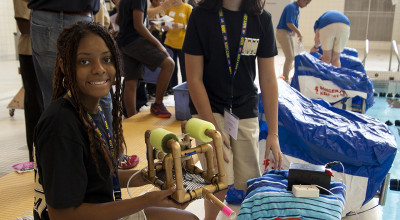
339, 90, 347, 97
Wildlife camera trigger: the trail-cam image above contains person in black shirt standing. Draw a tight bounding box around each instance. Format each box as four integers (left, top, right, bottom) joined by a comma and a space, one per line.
183, 0, 282, 219
117, 0, 178, 118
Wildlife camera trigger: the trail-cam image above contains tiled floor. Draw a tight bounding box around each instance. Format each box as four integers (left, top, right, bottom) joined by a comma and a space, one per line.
0, 47, 399, 219
0, 60, 26, 177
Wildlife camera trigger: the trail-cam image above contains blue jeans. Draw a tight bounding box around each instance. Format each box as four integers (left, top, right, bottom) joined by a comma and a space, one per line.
30, 10, 93, 108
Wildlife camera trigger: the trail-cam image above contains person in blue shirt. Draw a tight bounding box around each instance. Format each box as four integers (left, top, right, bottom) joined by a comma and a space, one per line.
276, 0, 311, 82
310, 10, 350, 67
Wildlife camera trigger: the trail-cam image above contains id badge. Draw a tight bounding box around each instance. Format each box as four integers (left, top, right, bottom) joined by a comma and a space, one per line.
224, 109, 239, 140
243, 37, 259, 56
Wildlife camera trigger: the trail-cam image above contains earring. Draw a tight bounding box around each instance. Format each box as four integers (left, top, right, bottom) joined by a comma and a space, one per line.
62, 78, 67, 89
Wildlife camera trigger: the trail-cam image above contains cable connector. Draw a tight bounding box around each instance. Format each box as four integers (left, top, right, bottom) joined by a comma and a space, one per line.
325, 161, 340, 169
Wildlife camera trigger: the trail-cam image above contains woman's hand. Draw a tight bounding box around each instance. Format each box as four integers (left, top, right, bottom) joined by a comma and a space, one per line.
143, 187, 190, 209
171, 22, 185, 30
264, 133, 282, 170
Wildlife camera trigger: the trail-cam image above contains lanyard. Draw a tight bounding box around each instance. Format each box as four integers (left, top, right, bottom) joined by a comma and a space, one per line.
67, 90, 122, 200
219, 9, 248, 112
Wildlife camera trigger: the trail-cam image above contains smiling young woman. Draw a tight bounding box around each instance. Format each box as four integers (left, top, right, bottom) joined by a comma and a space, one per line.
33, 21, 198, 220
74, 33, 116, 114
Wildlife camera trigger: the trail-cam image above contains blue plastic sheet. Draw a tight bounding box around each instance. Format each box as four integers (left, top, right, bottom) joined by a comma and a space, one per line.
342, 47, 359, 57
291, 52, 374, 110
259, 81, 397, 206
318, 46, 358, 57
310, 52, 366, 73
225, 185, 246, 205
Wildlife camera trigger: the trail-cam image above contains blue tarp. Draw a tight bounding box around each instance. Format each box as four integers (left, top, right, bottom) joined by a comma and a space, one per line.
318, 46, 358, 58
310, 52, 366, 74
291, 52, 374, 110
259, 80, 397, 206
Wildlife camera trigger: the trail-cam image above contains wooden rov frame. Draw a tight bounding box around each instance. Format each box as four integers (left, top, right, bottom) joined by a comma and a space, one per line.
142, 121, 228, 204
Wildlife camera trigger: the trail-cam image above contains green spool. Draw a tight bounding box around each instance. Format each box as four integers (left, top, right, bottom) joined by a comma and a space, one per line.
149, 128, 179, 153
186, 118, 215, 143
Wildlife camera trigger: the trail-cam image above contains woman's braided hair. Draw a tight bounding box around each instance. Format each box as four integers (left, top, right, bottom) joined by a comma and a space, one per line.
52, 21, 126, 175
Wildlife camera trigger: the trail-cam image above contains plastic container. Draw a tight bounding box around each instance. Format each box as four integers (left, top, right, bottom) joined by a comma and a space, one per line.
173, 82, 192, 121
143, 48, 174, 84
143, 67, 160, 84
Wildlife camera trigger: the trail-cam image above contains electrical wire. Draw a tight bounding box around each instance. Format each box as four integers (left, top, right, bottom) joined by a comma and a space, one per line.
126, 166, 152, 198
325, 161, 360, 220
346, 204, 380, 216
313, 184, 345, 211
325, 161, 346, 198
126, 166, 152, 220
16, 211, 33, 220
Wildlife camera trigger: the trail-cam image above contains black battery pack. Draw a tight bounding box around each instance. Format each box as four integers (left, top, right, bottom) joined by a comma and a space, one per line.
287, 163, 331, 195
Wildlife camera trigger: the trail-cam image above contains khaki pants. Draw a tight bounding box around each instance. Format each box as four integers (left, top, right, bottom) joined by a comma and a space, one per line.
196, 113, 261, 190
276, 29, 295, 80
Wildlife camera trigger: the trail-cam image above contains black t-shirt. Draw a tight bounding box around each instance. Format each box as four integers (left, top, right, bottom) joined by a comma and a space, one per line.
117, 0, 147, 47
28, 0, 99, 14
33, 98, 113, 219
182, 7, 277, 119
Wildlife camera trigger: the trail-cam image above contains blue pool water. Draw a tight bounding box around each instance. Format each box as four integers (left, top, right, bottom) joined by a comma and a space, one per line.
364, 97, 400, 219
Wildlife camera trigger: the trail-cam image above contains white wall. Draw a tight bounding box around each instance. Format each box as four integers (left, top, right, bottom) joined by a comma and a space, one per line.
392, 2, 400, 43
298, 0, 345, 48
265, 0, 293, 33
0, 0, 17, 61
267, 0, 400, 51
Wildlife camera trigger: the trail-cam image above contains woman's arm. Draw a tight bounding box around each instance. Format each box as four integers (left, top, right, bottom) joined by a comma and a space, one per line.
47, 187, 180, 220
185, 54, 231, 161
258, 57, 282, 170
163, 22, 186, 31
185, 54, 215, 126
147, 0, 180, 18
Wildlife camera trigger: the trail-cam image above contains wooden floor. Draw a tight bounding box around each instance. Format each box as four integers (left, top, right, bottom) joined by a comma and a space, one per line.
0, 107, 185, 219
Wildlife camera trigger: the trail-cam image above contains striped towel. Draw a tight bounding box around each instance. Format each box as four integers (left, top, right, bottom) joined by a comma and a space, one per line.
237, 170, 346, 220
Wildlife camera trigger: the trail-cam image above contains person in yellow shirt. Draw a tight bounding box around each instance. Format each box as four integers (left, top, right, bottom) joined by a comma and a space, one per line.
163, 0, 192, 93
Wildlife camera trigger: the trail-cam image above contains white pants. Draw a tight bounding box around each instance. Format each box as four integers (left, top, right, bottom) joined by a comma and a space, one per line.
319, 23, 350, 53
